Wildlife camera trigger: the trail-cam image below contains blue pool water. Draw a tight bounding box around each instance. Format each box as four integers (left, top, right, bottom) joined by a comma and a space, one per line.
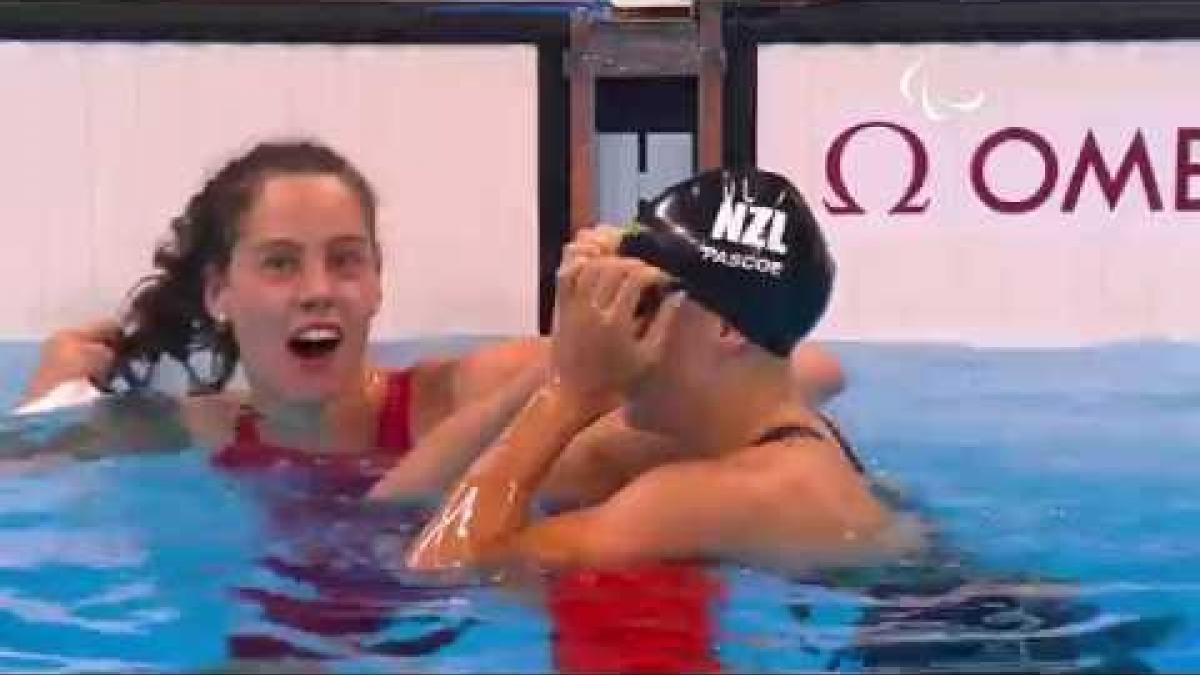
0, 339, 1194, 672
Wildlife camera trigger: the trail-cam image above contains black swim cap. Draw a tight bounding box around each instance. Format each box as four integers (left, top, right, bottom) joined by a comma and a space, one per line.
618, 168, 834, 357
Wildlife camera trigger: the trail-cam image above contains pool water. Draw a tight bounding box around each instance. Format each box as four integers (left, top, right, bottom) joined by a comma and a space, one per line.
0, 339, 1194, 672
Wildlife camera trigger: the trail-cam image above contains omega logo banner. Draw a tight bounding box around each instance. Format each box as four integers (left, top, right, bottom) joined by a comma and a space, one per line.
758, 42, 1200, 346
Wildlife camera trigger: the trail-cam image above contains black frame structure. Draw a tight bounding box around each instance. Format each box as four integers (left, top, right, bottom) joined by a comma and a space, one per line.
723, 0, 1200, 169
0, 0, 576, 333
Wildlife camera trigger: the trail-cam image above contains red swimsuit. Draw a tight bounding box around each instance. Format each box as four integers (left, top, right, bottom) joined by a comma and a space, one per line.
210, 369, 418, 660
211, 369, 414, 498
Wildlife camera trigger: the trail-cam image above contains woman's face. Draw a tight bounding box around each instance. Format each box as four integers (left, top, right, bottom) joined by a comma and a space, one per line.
623, 297, 717, 437
206, 174, 381, 404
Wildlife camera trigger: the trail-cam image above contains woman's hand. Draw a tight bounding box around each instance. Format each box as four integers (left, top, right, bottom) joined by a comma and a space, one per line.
560, 224, 623, 268
22, 319, 122, 403
551, 257, 682, 409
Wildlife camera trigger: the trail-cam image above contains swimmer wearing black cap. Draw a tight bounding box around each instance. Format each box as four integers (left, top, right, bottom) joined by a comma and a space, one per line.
408, 168, 923, 573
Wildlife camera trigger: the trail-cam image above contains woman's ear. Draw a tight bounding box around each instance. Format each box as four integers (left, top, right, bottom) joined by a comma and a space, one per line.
716, 319, 751, 355
204, 265, 229, 323
366, 259, 383, 319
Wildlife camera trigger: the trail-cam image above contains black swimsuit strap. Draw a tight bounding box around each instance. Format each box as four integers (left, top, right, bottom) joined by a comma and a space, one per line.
754, 424, 825, 446
754, 416, 868, 475
817, 413, 868, 475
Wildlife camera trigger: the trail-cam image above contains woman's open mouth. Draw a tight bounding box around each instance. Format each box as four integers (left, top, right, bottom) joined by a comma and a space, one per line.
287, 324, 343, 360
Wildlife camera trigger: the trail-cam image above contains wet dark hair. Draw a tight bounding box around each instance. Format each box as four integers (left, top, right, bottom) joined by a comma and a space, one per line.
96, 140, 378, 395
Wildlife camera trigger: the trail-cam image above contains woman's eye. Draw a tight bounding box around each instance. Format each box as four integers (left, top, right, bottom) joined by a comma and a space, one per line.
262, 254, 297, 274
331, 250, 367, 272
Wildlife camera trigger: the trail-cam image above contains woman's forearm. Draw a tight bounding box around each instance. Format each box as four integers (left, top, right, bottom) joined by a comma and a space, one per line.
463, 381, 607, 487
405, 381, 609, 569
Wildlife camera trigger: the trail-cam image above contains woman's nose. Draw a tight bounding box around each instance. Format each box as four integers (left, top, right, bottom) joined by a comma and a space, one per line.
296, 264, 335, 311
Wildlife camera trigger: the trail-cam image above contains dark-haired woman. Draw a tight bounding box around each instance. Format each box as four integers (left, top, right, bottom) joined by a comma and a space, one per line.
17, 139, 548, 499
7, 140, 562, 662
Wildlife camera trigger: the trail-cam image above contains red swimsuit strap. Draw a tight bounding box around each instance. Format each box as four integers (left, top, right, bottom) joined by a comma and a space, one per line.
375, 368, 414, 453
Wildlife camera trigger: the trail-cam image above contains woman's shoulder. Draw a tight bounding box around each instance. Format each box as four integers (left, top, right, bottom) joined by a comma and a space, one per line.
403, 336, 547, 432
414, 337, 546, 398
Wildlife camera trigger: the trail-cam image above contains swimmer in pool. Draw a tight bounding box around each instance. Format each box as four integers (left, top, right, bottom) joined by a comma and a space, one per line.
415, 225, 850, 509
407, 167, 921, 572
359, 222, 846, 507
12, 140, 550, 489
